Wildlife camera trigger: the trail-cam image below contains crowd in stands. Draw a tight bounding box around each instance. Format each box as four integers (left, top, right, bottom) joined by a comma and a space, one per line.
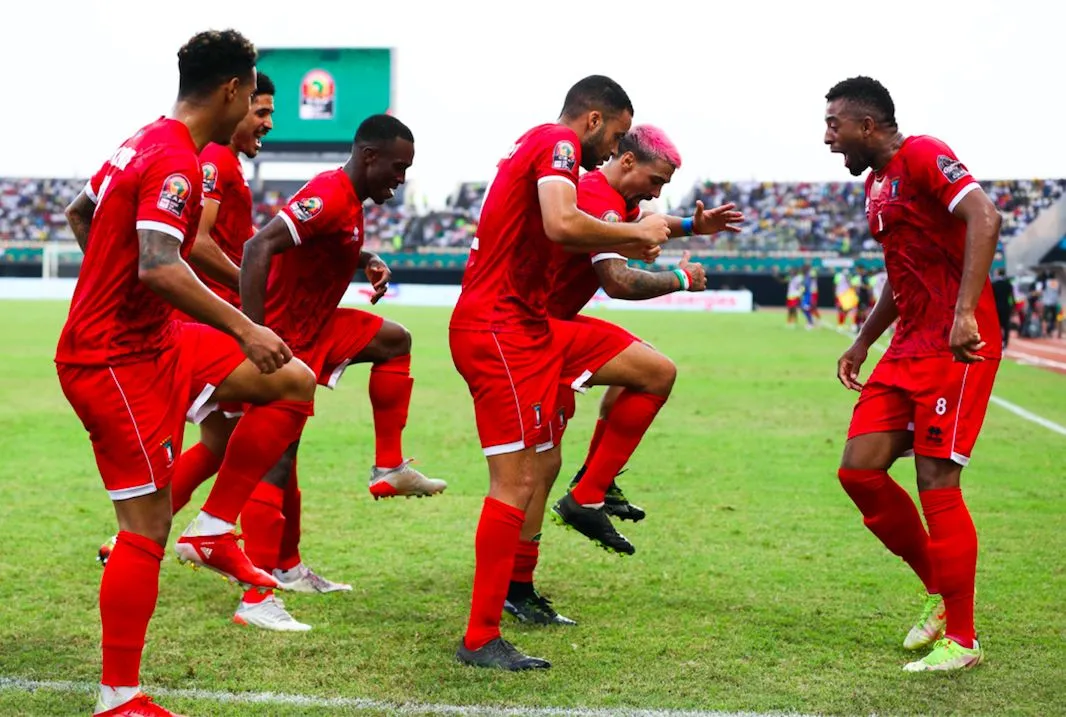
673, 178, 1066, 253
3, 175, 1065, 256
0, 178, 82, 242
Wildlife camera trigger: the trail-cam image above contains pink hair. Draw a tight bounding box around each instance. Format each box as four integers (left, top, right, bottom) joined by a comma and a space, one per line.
623, 124, 682, 169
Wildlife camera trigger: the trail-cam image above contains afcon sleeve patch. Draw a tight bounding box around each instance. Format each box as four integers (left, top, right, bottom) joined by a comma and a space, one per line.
601, 209, 622, 223
156, 174, 191, 217
936, 155, 970, 183
290, 196, 324, 222
201, 163, 218, 194
551, 140, 577, 171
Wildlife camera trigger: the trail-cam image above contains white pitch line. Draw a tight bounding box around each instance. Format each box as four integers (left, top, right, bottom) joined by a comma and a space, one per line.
826, 327, 1066, 437
1004, 349, 1066, 371
988, 396, 1066, 436
0, 676, 818, 717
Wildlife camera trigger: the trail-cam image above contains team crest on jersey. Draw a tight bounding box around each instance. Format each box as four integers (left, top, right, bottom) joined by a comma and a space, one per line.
201, 163, 218, 193
551, 140, 576, 171
889, 178, 900, 199
156, 174, 190, 217
350, 227, 361, 243
601, 209, 622, 223
291, 196, 324, 222
160, 437, 175, 466
936, 155, 969, 183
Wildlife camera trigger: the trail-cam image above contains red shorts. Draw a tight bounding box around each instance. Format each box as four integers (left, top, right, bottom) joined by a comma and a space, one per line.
848, 355, 1000, 465
450, 317, 635, 456
170, 306, 245, 418
545, 315, 642, 448
786, 298, 800, 309
297, 308, 384, 389
57, 322, 246, 501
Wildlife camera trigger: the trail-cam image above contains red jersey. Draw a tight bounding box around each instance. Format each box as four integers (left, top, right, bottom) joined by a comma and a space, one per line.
197, 142, 253, 305
56, 117, 202, 366
264, 168, 365, 352
450, 124, 582, 334
546, 170, 638, 320
864, 135, 1001, 360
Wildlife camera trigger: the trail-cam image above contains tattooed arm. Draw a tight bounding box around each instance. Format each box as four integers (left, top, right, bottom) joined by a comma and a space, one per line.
138, 229, 292, 372
138, 230, 252, 338
593, 253, 708, 300
65, 191, 96, 252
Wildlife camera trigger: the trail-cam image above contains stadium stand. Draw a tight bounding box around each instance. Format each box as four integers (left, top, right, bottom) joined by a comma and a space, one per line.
3, 176, 1064, 260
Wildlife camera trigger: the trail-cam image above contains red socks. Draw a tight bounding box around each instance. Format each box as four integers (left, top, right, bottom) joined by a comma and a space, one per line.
464, 497, 525, 651
100, 531, 164, 687
369, 354, 413, 469
170, 442, 223, 514
511, 538, 540, 584
920, 487, 978, 648
838, 468, 938, 594
582, 418, 609, 470
201, 400, 312, 524
242, 481, 285, 578
571, 391, 665, 506
277, 462, 302, 572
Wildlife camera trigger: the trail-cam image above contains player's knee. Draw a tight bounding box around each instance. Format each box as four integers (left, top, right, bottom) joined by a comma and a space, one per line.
915, 457, 962, 492
279, 361, 317, 402
644, 354, 677, 397
131, 510, 172, 547
385, 322, 412, 358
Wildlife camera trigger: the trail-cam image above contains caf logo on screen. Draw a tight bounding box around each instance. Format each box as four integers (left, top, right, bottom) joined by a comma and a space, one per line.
300, 69, 336, 120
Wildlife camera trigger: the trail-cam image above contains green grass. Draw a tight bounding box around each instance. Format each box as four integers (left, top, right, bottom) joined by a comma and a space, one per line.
0, 302, 1063, 716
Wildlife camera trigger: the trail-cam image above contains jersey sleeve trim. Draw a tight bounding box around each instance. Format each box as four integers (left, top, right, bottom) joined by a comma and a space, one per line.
83, 180, 98, 204
946, 181, 980, 213
537, 175, 576, 189
135, 220, 185, 242
591, 252, 627, 263
278, 210, 302, 246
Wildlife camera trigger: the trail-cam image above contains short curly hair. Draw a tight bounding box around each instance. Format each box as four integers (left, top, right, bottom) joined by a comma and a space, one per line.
177, 29, 257, 100
825, 76, 896, 128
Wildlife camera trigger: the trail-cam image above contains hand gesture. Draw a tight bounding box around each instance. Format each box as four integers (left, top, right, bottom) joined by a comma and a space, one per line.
677, 251, 707, 291
239, 324, 293, 374
692, 200, 744, 236
365, 256, 392, 305
836, 341, 869, 391
949, 312, 985, 363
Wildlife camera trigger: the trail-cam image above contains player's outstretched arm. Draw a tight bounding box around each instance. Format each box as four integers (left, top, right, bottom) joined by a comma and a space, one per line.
595, 251, 707, 300
138, 229, 291, 373
240, 216, 297, 325
65, 191, 96, 252
188, 199, 240, 292
950, 189, 1002, 362
539, 180, 669, 257
664, 200, 744, 239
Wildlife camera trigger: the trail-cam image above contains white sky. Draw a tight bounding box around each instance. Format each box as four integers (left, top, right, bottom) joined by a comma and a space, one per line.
0, 0, 1061, 207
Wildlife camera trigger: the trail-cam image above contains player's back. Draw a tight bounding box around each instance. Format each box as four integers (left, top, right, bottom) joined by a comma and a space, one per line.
450, 123, 582, 334
198, 142, 253, 303
546, 169, 635, 321
864, 134, 999, 359
57, 118, 201, 367
263, 168, 364, 351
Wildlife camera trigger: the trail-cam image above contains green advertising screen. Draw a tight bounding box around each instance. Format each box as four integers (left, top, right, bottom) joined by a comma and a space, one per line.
256, 48, 392, 153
